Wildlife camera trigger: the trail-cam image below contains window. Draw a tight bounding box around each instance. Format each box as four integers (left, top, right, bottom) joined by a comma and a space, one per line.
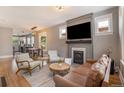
39, 32, 47, 50
20, 37, 26, 44
98, 20, 109, 32
12, 36, 19, 47
31, 36, 34, 47
95, 13, 113, 36
27, 37, 31, 45
26, 35, 34, 47
59, 25, 67, 39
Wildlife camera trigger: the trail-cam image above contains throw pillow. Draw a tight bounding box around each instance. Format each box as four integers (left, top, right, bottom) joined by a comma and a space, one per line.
91, 62, 106, 80
99, 54, 109, 67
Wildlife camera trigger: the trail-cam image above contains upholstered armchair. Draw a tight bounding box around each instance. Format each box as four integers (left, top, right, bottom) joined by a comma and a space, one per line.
48, 50, 64, 63
16, 53, 41, 76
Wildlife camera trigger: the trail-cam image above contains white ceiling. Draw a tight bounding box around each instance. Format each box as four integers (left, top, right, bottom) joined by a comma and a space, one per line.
0, 6, 113, 31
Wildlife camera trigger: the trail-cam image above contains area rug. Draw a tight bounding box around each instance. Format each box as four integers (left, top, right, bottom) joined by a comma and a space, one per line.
22, 63, 79, 87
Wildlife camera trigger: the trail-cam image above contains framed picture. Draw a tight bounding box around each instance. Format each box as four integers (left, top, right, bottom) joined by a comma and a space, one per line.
95, 13, 113, 36
39, 32, 47, 50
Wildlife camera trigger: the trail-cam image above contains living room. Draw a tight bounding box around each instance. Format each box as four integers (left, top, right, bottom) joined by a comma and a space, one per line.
0, 5, 124, 88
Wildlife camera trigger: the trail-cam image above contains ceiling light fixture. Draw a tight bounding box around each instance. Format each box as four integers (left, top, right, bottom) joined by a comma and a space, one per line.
31, 26, 37, 30
56, 6, 64, 11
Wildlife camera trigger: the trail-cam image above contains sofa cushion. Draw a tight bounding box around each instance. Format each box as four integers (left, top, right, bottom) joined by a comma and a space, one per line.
72, 63, 91, 76
16, 53, 33, 62
99, 54, 109, 67
19, 61, 41, 69
91, 54, 109, 80
63, 72, 88, 86
72, 63, 102, 87
86, 70, 103, 87
91, 62, 106, 80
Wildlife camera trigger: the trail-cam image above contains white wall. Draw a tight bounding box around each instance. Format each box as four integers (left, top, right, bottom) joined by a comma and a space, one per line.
13, 28, 31, 36
0, 27, 13, 58
119, 6, 124, 60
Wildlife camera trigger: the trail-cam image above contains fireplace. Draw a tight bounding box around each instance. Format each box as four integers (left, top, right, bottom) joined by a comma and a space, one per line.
72, 48, 86, 64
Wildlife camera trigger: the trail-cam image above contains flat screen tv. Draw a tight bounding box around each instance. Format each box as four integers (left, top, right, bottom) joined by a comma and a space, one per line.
67, 22, 91, 40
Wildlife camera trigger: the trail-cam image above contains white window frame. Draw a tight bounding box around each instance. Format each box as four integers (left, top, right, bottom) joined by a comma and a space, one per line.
95, 13, 113, 36
59, 25, 67, 39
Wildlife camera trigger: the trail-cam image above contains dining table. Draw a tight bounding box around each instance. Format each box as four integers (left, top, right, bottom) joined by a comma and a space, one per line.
28, 47, 43, 58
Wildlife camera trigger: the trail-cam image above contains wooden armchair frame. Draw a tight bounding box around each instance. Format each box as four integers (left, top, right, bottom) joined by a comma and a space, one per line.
16, 60, 41, 76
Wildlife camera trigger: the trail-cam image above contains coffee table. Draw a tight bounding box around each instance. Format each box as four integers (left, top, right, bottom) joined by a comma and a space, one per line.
49, 63, 70, 75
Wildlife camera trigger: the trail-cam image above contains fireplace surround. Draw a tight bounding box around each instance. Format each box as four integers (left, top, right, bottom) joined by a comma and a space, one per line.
72, 48, 86, 64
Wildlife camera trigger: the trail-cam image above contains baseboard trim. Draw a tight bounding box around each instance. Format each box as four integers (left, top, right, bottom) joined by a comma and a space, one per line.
0, 55, 13, 59
119, 68, 124, 86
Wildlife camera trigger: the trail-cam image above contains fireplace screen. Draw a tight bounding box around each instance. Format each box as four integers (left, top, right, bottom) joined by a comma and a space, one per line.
73, 51, 84, 64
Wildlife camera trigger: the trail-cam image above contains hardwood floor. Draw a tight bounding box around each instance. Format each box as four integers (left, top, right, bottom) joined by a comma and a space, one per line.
0, 58, 30, 87
109, 73, 122, 87
0, 57, 122, 87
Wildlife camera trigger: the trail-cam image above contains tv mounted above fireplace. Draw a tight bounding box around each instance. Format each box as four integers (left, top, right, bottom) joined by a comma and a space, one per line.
67, 22, 91, 40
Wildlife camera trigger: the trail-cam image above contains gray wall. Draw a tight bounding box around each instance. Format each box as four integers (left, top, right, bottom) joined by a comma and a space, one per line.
93, 7, 119, 65
0, 27, 13, 57
36, 7, 120, 64
68, 44, 93, 58
38, 23, 67, 57
67, 13, 93, 59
